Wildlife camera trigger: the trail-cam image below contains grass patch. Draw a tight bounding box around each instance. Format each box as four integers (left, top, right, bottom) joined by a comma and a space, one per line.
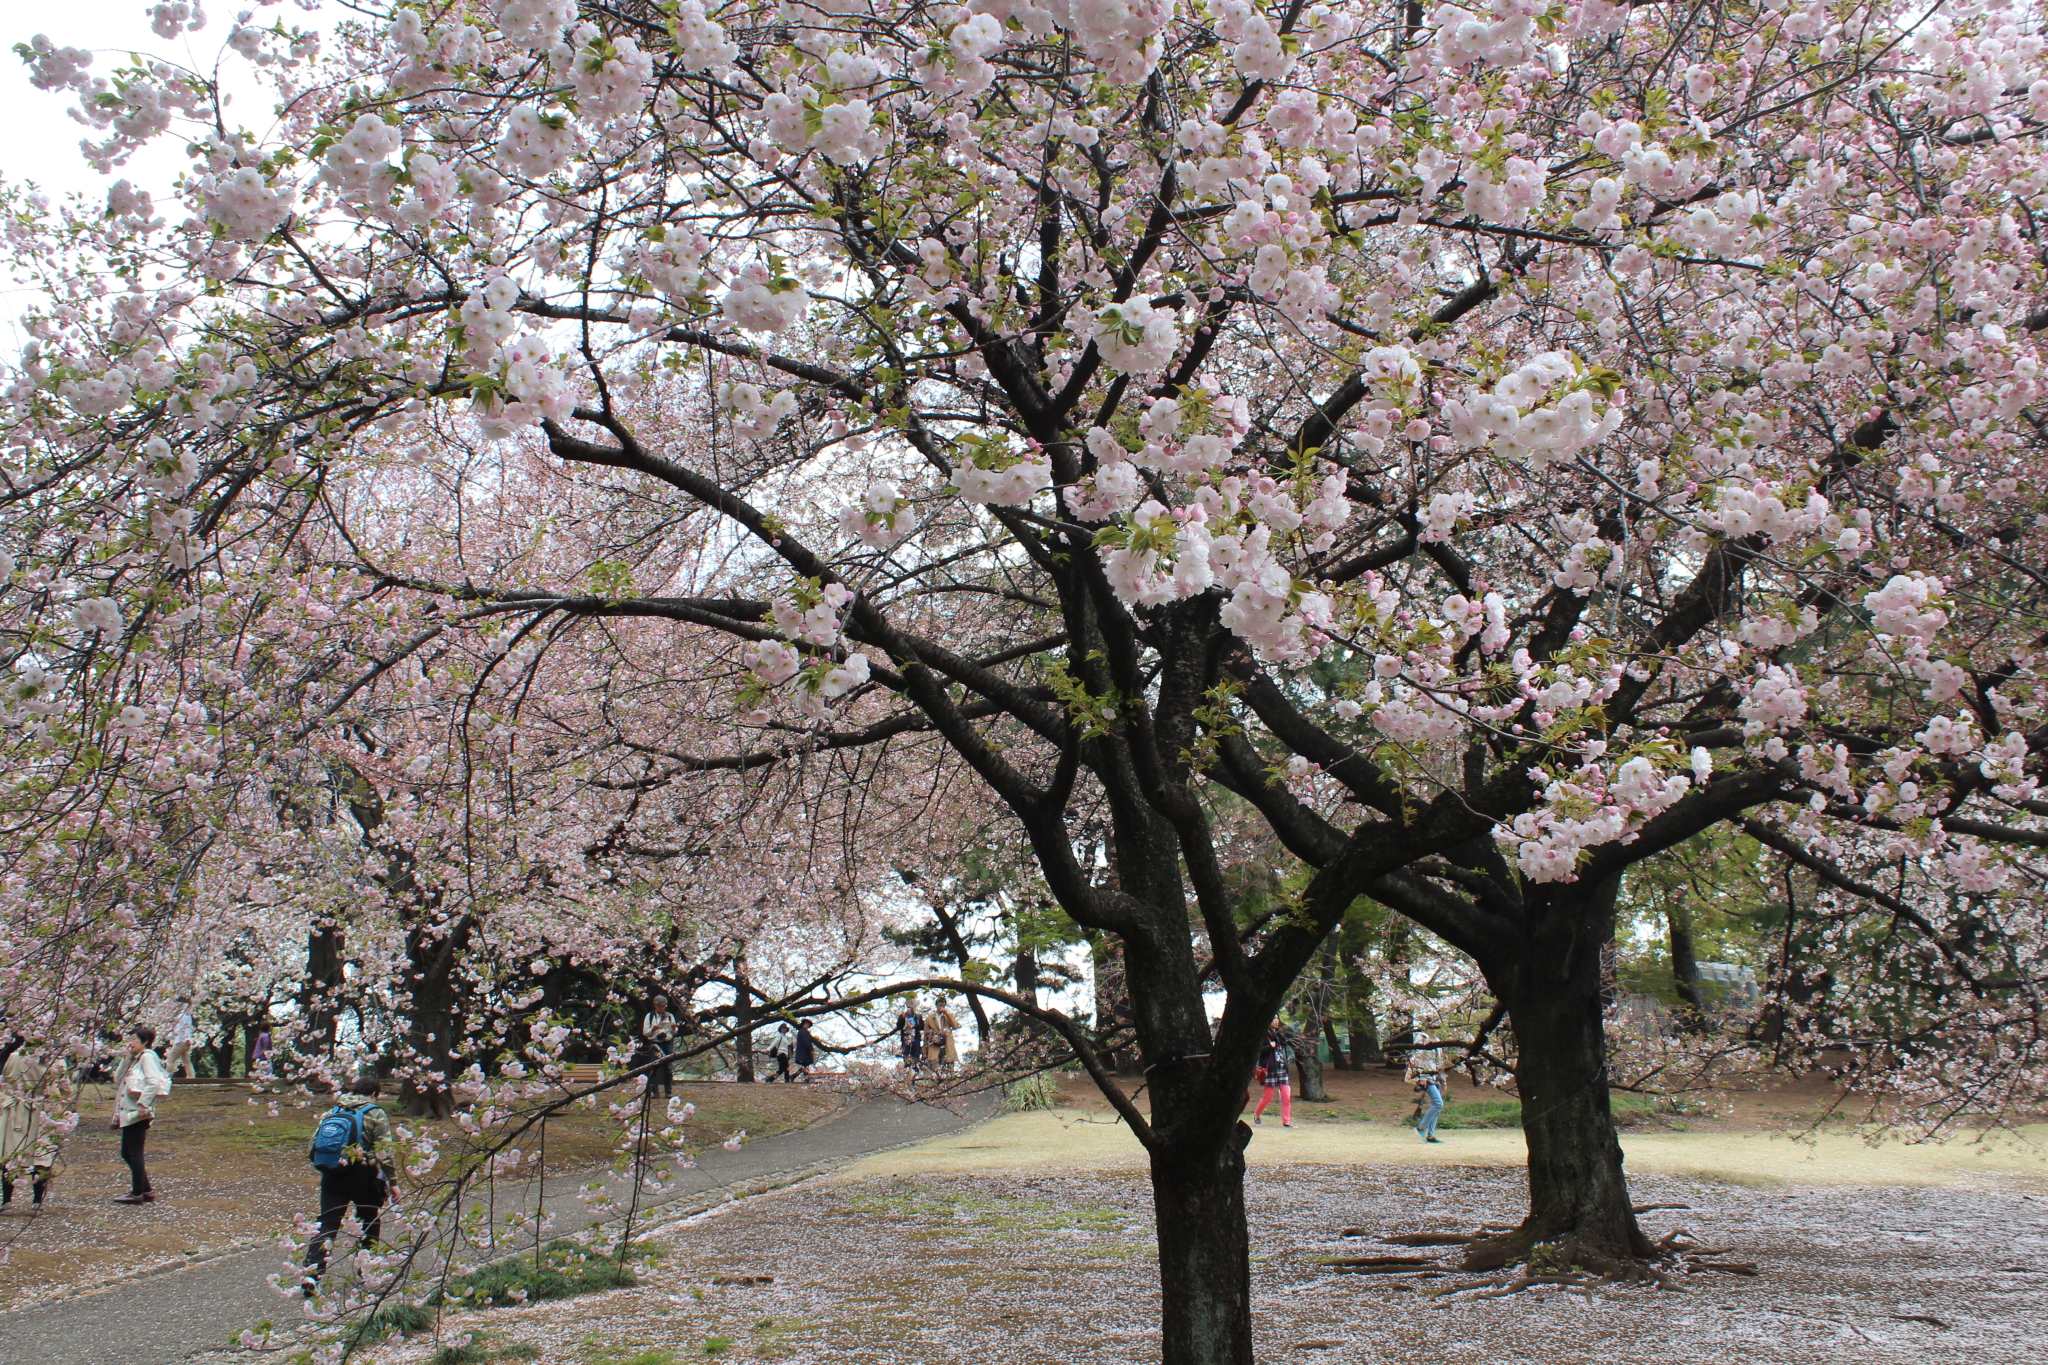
1429, 1093, 1663, 1130
347, 1302, 436, 1350
440, 1238, 650, 1309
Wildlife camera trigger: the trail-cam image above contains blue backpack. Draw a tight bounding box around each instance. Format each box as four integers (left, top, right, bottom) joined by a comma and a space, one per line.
309, 1104, 377, 1171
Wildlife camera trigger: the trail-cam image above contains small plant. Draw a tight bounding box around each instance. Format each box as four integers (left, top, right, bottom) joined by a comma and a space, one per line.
427, 1341, 491, 1365
346, 1302, 436, 1349
499, 1347, 543, 1362
701, 1337, 736, 1357
1002, 1073, 1059, 1112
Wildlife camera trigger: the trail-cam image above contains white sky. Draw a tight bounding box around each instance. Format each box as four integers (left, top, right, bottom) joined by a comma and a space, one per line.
0, 1, 338, 331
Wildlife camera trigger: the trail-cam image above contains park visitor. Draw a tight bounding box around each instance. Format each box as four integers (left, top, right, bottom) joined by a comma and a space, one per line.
1412, 1068, 1445, 1143
642, 993, 677, 1099
926, 997, 960, 1071
1, 1044, 55, 1209
1252, 1025, 1294, 1127
250, 1028, 273, 1075
897, 997, 924, 1073
110, 1026, 171, 1203
302, 1075, 395, 1294
765, 1022, 795, 1082
792, 1021, 815, 1081
165, 997, 196, 1079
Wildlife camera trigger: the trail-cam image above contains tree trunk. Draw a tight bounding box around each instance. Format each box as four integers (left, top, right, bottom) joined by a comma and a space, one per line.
1667, 903, 1706, 1019
1013, 945, 1039, 1008
1496, 876, 1651, 1263
1147, 1121, 1254, 1365
733, 951, 754, 1084
1091, 935, 1133, 1071
295, 922, 344, 1065
1291, 1032, 1327, 1101
399, 916, 473, 1118
1322, 1014, 1351, 1070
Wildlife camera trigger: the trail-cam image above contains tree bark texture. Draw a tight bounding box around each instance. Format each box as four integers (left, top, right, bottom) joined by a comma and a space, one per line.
1291, 1031, 1327, 1101
1493, 876, 1651, 1262
399, 916, 474, 1119
1147, 1118, 1254, 1365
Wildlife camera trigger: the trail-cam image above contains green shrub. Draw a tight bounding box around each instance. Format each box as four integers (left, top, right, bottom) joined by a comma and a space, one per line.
427, 1343, 492, 1365
1002, 1073, 1059, 1113
346, 1302, 436, 1349
440, 1239, 640, 1309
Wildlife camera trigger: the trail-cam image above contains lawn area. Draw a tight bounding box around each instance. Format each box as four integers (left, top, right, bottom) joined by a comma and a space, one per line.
0, 1078, 840, 1310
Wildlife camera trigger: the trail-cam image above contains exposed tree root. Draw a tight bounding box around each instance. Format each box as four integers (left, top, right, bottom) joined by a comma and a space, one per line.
1322, 1215, 1762, 1300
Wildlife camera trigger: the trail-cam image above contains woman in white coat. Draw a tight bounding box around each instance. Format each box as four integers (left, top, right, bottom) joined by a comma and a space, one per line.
110, 1026, 172, 1204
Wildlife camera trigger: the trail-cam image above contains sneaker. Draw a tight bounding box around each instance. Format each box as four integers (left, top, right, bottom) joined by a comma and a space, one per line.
112, 1193, 149, 1204
1426, 1137, 1443, 1144
1283, 1122, 1294, 1128
1253, 1116, 1262, 1125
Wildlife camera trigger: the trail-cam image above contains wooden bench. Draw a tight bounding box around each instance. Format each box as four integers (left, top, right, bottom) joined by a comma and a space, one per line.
562, 1064, 606, 1087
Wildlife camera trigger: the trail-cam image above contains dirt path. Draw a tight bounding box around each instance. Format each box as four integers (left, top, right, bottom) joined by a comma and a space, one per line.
0, 1078, 837, 1311
0, 1094, 987, 1365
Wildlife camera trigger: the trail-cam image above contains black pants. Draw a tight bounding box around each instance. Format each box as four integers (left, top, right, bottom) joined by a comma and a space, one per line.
649, 1049, 673, 1097
2, 1168, 49, 1205
120, 1118, 151, 1195
305, 1166, 388, 1275
767, 1053, 792, 1082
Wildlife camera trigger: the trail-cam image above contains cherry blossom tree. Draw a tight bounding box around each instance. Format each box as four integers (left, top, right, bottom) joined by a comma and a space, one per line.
9, 1, 2048, 1360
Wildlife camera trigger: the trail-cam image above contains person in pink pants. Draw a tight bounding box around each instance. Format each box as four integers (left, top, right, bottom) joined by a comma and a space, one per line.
1253, 1026, 1293, 1127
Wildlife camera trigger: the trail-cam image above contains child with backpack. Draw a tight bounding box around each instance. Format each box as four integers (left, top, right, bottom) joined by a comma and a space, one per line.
303, 1075, 396, 1294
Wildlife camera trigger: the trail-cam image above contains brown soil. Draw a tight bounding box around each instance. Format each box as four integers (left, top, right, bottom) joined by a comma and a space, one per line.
0, 1079, 837, 1309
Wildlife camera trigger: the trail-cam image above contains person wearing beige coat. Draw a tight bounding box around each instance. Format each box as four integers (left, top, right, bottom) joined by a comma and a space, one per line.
0, 1047, 57, 1209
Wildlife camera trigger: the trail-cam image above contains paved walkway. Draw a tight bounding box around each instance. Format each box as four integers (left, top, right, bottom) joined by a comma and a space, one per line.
0, 1094, 988, 1365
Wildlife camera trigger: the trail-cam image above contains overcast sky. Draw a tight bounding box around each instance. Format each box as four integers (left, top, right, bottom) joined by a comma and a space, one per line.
0, 2, 337, 331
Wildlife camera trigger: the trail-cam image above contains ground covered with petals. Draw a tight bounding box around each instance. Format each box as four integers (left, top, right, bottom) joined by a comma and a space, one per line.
353, 1161, 2048, 1364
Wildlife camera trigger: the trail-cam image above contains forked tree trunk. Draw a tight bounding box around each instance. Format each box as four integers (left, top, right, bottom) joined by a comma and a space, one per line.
1495, 876, 1651, 1262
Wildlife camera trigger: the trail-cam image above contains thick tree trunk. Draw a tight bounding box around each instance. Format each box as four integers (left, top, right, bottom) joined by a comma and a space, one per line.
399, 916, 473, 1118
1496, 876, 1651, 1263
1147, 1121, 1254, 1365
295, 922, 344, 1066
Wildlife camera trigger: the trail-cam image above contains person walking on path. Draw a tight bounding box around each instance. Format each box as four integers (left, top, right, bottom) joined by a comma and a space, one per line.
792, 1020, 816, 1081
896, 997, 924, 1074
1252, 1025, 1294, 1127
1411, 1067, 1445, 1143
250, 1028, 273, 1076
164, 999, 196, 1079
1, 1044, 57, 1210
641, 994, 677, 1100
110, 1026, 171, 1203
764, 1023, 795, 1082
302, 1075, 395, 1294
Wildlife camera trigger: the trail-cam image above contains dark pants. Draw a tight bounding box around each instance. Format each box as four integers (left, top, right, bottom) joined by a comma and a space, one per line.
767, 1053, 792, 1082
649, 1049, 673, 1097
305, 1166, 388, 1275
2, 1169, 49, 1205
120, 1118, 151, 1195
